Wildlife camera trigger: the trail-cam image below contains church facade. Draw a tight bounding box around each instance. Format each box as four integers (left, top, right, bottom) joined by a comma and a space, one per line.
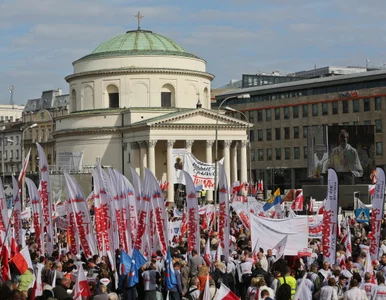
54, 27, 249, 201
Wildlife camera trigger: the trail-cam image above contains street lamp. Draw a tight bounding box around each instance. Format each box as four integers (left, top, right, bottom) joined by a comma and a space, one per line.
2, 138, 14, 184
21, 123, 37, 209
213, 94, 250, 226
224, 106, 252, 188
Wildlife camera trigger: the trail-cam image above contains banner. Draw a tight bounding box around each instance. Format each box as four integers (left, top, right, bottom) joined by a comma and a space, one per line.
36, 143, 54, 255
250, 214, 308, 256
370, 167, 386, 260
322, 168, 339, 265
183, 171, 200, 254
218, 163, 230, 262
231, 202, 250, 229
12, 176, 23, 247
0, 178, 8, 248
64, 173, 98, 258
56, 151, 84, 172
173, 149, 222, 190
25, 178, 44, 256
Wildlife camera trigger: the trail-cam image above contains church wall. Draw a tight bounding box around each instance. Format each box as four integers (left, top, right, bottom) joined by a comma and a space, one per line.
56, 114, 121, 131
68, 72, 211, 112
74, 55, 207, 74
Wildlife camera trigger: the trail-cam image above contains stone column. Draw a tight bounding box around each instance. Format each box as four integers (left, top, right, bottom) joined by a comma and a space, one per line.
185, 140, 194, 153
223, 140, 232, 188
148, 140, 157, 176
231, 142, 238, 184
130, 142, 140, 175
167, 140, 175, 203
206, 140, 214, 202
139, 141, 147, 179
240, 140, 248, 184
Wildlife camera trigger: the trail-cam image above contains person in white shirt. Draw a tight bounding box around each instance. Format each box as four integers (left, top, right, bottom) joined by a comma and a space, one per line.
343, 278, 368, 300
371, 275, 386, 300
257, 251, 269, 272
318, 261, 333, 284
360, 272, 377, 299
314, 277, 338, 300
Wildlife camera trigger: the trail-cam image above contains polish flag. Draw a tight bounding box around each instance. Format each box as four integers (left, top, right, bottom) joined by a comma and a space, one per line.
10, 246, 32, 274
317, 199, 326, 215
203, 238, 211, 267
73, 264, 91, 299
217, 283, 240, 300
308, 197, 314, 213
291, 190, 304, 211
1, 246, 10, 281
273, 235, 288, 262
369, 184, 375, 196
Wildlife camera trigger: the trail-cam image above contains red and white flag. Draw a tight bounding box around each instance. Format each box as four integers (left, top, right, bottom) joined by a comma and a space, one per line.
343, 217, 352, 258
204, 238, 211, 267
218, 163, 230, 263
36, 143, 54, 255
308, 197, 314, 213
273, 235, 288, 262
217, 283, 240, 300
323, 169, 339, 265
73, 263, 91, 299
369, 184, 376, 196
12, 176, 23, 248
31, 263, 44, 299
11, 246, 32, 274
291, 189, 304, 211
202, 276, 211, 300
0, 178, 9, 249
25, 178, 45, 256
184, 171, 200, 255
123, 175, 137, 248
64, 173, 98, 258
370, 167, 386, 260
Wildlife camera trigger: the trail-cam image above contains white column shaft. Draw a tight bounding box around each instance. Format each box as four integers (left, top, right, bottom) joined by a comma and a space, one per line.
148, 140, 157, 176
240, 141, 248, 183
231, 143, 238, 184
167, 140, 175, 202
206, 140, 214, 202
223, 140, 231, 188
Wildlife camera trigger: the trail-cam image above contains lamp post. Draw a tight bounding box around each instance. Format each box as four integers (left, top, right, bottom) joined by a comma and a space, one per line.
213, 94, 250, 226
224, 106, 252, 187
2, 138, 14, 184
21, 123, 38, 209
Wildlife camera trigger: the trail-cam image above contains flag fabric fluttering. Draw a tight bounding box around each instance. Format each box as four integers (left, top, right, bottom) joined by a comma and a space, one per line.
202, 276, 211, 300
10, 246, 33, 274
273, 235, 288, 262
120, 249, 132, 276
291, 190, 304, 211
217, 283, 240, 300
128, 247, 147, 287
263, 188, 280, 211
73, 263, 91, 299
165, 248, 177, 290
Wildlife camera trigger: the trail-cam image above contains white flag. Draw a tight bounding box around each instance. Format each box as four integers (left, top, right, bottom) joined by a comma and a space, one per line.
273, 235, 288, 262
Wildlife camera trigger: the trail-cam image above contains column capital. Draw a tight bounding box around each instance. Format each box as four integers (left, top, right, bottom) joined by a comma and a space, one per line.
232, 141, 239, 149
130, 142, 140, 150
138, 141, 147, 149
148, 140, 158, 148
223, 140, 232, 148
167, 140, 175, 148
240, 140, 248, 148
185, 140, 194, 149
206, 140, 214, 147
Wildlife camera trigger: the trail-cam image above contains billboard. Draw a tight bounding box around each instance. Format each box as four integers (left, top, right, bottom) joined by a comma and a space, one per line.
308, 125, 375, 181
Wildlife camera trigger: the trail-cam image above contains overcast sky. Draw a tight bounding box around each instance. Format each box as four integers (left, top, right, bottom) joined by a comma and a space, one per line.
1, 0, 386, 104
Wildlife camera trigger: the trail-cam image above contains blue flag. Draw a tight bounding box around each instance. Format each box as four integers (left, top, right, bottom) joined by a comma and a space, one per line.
120, 249, 132, 276
128, 247, 147, 287
165, 248, 177, 290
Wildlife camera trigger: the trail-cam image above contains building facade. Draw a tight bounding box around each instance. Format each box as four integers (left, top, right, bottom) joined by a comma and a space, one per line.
0, 104, 25, 123
216, 69, 386, 193
54, 28, 249, 201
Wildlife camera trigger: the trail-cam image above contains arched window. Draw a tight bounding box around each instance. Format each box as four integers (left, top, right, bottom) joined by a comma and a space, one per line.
161, 84, 175, 108
203, 87, 209, 106
107, 85, 119, 108
71, 89, 77, 112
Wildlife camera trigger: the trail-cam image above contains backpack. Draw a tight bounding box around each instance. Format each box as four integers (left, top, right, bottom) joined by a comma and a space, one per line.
186, 288, 198, 300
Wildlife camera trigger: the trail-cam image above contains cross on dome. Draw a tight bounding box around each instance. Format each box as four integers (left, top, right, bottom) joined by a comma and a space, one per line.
135, 11, 144, 30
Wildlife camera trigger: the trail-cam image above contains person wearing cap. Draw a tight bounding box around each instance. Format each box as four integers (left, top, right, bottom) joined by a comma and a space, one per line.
343, 278, 368, 300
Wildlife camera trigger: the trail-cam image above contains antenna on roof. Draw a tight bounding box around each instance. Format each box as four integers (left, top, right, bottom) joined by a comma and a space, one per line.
9, 85, 14, 109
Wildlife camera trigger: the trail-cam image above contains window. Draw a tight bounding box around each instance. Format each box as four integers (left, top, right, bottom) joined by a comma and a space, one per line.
285, 147, 290, 160
275, 108, 280, 120
0, 116, 3, 121
364, 98, 370, 111
294, 147, 300, 159
107, 85, 119, 108
266, 109, 271, 121
4, 151, 7, 160
302, 105, 308, 117
293, 106, 299, 118
258, 149, 264, 161
249, 111, 254, 123
376, 119, 382, 133
332, 102, 338, 114
16, 149, 19, 159
267, 149, 272, 160
250, 149, 255, 161
266, 129, 272, 141
275, 128, 281, 140
342, 101, 349, 113
10, 150, 13, 159
312, 104, 318, 116
275, 148, 281, 160
284, 127, 290, 139
322, 103, 328, 115
257, 129, 263, 141
257, 111, 263, 122
375, 97, 382, 111
293, 126, 299, 139
5, 116, 8, 121
249, 130, 255, 142
10, 116, 13, 122
303, 146, 308, 159
353, 99, 359, 113
16, 136, 19, 145
364, 120, 371, 125
161, 92, 172, 107
284, 107, 289, 119
376, 142, 383, 155
303, 126, 308, 138
41, 129, 45, 141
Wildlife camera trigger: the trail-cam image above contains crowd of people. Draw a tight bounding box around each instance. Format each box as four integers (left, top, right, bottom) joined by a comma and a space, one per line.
2, 209, 386, 300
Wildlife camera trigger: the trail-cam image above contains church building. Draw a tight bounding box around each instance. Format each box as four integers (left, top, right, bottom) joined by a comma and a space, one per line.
54, 18, 249, 201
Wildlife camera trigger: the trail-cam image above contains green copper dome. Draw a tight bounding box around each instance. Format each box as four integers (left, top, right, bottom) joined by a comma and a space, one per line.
77, 30, 200, 62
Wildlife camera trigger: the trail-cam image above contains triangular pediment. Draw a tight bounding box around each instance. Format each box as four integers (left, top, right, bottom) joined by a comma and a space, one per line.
144, 108, 250, 126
